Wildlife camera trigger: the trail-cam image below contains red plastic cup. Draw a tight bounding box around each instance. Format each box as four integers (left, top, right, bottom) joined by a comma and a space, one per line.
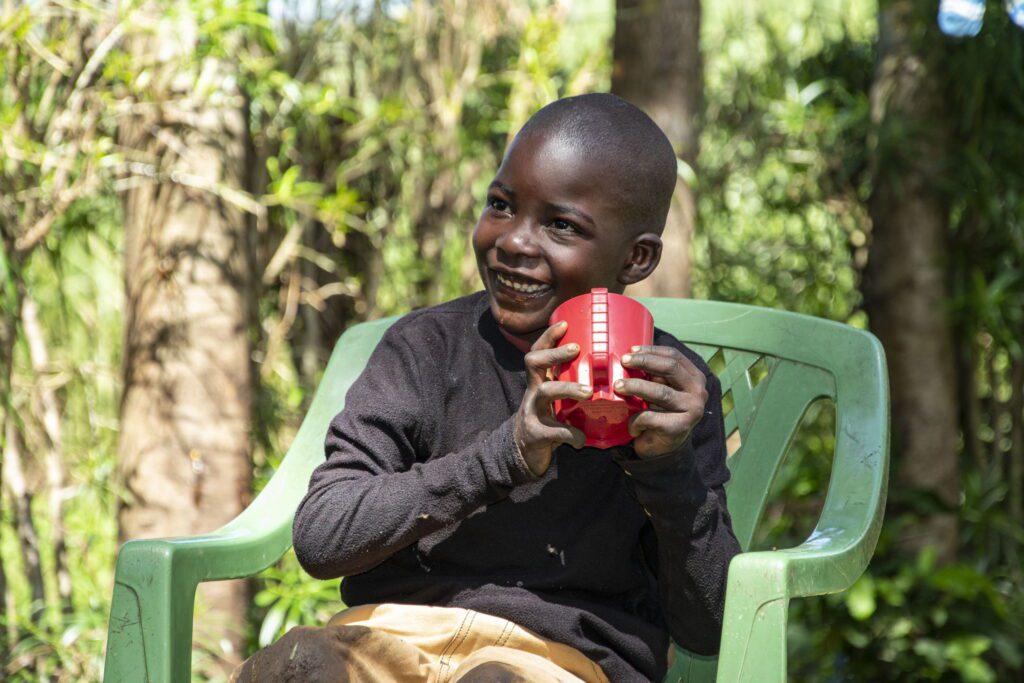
549, 288, 654, 448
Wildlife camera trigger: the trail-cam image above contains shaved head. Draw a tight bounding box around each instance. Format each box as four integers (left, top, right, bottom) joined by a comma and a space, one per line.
512, 93, 678, 235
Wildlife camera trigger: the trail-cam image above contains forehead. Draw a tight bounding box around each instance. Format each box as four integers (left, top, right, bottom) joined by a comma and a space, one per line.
496, 131, 629, 208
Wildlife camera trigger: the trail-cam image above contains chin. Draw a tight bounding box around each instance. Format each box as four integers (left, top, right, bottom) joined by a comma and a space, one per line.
488, 299, 548, 336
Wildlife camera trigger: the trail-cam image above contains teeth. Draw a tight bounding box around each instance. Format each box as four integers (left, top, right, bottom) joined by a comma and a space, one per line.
496, 272, 548, 294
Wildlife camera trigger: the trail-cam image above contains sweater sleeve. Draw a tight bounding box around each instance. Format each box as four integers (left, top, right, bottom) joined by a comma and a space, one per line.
614, 361, 741, 656
292, 322, 537, 580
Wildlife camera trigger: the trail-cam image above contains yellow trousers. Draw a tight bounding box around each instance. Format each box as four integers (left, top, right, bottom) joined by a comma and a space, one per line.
231, 603, 611, 683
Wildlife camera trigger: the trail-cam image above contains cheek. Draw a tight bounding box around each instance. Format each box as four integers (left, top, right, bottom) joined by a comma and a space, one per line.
471, 220, 490, 257
552, 248, 603, 282
553, 254, 621, 295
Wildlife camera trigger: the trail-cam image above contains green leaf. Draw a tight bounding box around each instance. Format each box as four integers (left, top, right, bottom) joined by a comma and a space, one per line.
259, 604, 287, 648
676, 158, 698, 188
845, 575, 877, 621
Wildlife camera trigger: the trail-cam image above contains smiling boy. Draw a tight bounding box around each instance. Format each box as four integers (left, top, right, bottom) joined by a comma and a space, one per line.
233, 94, 740, 683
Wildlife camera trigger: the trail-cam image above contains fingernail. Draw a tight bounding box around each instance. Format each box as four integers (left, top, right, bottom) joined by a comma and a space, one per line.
557, 320, 568, 328
622, 354, 632, 364
631, 345, 640, 352
614, 380, 624, 390
567, 343, 578, 352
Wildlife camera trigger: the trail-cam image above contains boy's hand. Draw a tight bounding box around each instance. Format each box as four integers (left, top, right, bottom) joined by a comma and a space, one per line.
514, 320, 590, 477
615, 345, 708, 459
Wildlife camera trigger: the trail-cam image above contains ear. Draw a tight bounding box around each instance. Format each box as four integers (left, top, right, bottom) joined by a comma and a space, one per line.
618, 233, 662, 285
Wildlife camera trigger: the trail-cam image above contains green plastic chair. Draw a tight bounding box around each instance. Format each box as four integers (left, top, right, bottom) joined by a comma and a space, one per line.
103, 299, 889, 683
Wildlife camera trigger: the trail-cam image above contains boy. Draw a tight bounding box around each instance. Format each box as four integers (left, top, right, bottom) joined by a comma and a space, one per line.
234, 94, 740, 682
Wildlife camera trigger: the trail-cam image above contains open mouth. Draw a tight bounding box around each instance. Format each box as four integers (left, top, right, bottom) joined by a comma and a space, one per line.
491, 269, 552, 298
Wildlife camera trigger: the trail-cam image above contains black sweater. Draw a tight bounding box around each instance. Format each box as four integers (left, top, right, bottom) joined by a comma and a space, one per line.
293, 292, 741, 682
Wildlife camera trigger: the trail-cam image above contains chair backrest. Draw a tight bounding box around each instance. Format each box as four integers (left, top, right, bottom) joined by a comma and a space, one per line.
640, 299, 886, 683
643, 299, 840, 551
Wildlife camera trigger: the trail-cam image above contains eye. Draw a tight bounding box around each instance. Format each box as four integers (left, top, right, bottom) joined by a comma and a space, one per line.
551, 218, 579, 233
487, 196, 511, 214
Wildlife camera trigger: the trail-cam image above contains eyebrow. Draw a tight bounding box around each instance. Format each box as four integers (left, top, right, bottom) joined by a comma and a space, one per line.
488, 181, 596, 228
489, 181, 515, 197
549, 202, 595, 228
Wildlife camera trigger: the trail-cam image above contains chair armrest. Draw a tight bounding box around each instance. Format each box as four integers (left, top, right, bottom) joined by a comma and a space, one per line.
668, 527, 880, 683
104, 369, 330, 682
103, 440, 316, 683
715, 352, 890, 683
103, 317, 396, 682
712, 533, 874, 683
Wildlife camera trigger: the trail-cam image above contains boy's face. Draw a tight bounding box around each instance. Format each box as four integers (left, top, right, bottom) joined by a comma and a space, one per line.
473, 131, 653, 341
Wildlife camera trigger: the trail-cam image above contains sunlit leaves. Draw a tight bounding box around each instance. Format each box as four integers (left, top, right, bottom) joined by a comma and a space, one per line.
695, 1, 871, 326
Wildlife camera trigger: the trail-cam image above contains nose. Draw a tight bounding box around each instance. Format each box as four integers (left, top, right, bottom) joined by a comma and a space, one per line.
495, 218, 540, 260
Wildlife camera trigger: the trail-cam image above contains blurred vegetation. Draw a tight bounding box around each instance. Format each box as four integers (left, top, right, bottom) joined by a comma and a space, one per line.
1, 0, 1022, 681
703, 2, 1023, 682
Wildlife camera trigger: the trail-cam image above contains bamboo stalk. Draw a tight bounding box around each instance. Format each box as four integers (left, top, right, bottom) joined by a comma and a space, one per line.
0, 238, 20, 645
2, 417, 45, 625
958, 333, 985, 471
987, 347, 1007, 474
21, 295, 72, 613
0, 526, 6, 652
0, 339, 12, 651
1009, 358, 1023, 526
299, 223, 322, 384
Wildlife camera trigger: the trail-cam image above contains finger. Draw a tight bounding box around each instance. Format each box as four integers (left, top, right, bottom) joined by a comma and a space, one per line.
535, 381, 593, 408
621, 351, 679, 378
525, 320, 568, 382
623, 348, 704, 392
529, 418, 586, 449
628, 410, 700, 439
614, 377, 686, 412
627, 346, 701, 373
531, 320, 569, 352
629, 345, 688, 358
525, 343, 581, 384
540, 416, 587, 449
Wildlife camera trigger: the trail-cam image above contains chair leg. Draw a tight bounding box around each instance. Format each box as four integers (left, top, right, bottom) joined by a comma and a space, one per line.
715, 595, 788, 683
663, 649, 719, 683
103, 540, 198, 683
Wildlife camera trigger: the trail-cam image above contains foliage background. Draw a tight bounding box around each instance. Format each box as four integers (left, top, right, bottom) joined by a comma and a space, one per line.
1, 0, 1021, 680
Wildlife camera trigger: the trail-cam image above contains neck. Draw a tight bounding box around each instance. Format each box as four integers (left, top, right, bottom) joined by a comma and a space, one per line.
497, 325, 534, 353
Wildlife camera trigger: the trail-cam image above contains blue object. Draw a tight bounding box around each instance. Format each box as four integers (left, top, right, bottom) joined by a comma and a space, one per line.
938, 0, 986, 36
1008, 0, 1024, 28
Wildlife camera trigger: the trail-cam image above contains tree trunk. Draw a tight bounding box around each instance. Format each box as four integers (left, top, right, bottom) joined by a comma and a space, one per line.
118, 14, 253, 668
612, 0, 701, 298
864, 0, 959, 562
